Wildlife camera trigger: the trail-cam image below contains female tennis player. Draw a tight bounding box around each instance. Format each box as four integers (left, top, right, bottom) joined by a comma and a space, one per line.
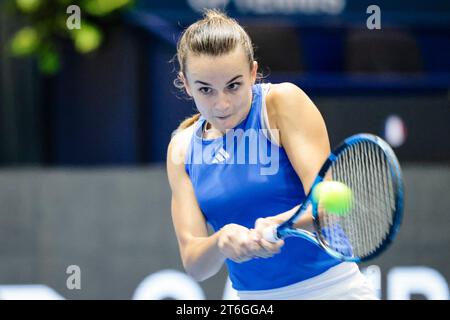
166, 9, 377, 300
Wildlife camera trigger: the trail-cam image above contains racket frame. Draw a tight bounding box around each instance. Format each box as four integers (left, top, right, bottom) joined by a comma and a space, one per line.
273, 133, 404, 262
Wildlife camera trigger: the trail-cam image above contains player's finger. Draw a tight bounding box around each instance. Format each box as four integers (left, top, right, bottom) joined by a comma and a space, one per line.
254, 218, 274, 235
232, 252, 253, 263
248, 241, 273, 258
259, 238, 284, 254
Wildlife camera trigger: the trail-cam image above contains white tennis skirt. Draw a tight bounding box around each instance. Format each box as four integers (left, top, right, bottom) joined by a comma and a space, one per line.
237, 262, 378, 300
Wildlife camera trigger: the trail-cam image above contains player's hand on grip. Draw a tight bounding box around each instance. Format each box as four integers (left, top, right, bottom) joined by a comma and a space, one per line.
252, 218, 285, 257
218, 224, 261, 263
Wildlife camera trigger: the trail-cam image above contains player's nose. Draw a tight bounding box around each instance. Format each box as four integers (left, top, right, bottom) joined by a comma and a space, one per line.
214, 92, 232, 113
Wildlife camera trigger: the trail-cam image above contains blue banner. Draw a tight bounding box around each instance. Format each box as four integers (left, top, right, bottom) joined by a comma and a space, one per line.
136, 0, 450, 26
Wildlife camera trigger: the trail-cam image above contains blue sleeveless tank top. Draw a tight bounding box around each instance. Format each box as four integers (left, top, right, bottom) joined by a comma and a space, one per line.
185, 83, 340, 291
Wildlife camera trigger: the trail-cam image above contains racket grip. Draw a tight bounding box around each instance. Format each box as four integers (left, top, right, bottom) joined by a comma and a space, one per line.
262, 226, 279, 243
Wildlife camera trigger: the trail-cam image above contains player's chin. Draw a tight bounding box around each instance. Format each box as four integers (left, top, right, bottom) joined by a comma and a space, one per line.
214, 115, 237, 130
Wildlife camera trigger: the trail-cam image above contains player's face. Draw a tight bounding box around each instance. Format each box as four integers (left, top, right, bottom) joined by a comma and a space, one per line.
183, 46, 257, 132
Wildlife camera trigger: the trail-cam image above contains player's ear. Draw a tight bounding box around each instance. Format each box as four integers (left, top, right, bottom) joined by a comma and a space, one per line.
179, 72, 193, 97
251, 61, 258, 84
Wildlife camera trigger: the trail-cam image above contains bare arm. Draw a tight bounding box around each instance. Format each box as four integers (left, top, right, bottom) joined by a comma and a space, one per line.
167, 131, 226, 281
254, 82, 330, 236
167, 127, 274, 281
258, 204, 314, 233
269, 82, 330, 193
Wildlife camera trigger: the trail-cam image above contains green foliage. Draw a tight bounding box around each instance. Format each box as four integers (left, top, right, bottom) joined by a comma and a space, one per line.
83, 0, 133, 16
38, 45, 60, 75
8, 0, 134, 75
71, 22, 103, 54
16, 0, 42, 13
10, 26, 40, 56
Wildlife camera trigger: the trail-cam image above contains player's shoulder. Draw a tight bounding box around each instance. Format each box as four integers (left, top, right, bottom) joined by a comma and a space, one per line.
266, 82, 308, 108
167, 123, 196, 166
170, 122, 196, 145
266, 82, 312, 121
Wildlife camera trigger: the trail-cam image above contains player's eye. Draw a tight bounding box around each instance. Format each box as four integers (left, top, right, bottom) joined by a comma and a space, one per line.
198, 87, 212, 95
227, 82, 241, 91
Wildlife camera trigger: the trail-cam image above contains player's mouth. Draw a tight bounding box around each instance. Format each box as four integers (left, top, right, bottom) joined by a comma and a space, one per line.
216, 115, 232, 121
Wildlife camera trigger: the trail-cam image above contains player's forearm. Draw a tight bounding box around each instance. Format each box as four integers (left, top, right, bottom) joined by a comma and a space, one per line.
268, 204, 300, 224
269, 204, 314, 231
182, 231, 226, 282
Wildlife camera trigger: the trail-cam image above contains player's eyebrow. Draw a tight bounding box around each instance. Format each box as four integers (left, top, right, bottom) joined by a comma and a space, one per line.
194, 75, 243, 86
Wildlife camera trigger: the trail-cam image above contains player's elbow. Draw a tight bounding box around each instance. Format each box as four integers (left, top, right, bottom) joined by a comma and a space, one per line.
186, 268, 211, 282
183, 259, 213, 282
178, 235, 222, 282
181, 248, 217, 282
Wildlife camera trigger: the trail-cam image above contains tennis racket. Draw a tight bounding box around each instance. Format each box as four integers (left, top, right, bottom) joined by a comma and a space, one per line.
263, 133, 404, 262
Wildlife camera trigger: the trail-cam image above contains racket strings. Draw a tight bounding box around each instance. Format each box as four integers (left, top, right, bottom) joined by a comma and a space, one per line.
319, 141, 396, 258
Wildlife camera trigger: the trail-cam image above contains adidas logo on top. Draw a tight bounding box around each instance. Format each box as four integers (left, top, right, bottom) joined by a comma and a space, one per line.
211, 147, 230, 164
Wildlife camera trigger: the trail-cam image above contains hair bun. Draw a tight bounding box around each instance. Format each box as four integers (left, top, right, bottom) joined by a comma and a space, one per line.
204, 8, 228, 21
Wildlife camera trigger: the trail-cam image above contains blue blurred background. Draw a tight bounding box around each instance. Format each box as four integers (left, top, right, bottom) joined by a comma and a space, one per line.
0, 0, 450, 299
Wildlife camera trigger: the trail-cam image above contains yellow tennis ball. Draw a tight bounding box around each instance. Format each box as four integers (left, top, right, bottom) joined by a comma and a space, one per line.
312, 181, 353, 216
